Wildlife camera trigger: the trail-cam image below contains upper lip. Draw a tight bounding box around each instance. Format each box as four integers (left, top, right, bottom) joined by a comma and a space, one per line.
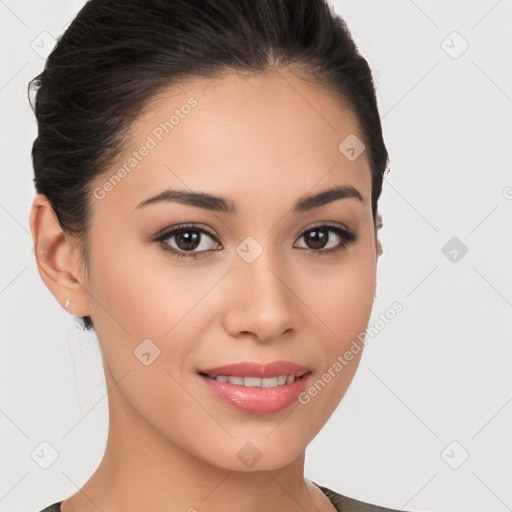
198, 361, 311, 378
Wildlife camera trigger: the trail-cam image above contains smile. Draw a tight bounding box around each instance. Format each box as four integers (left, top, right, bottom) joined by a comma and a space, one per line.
202, 374, 299, 387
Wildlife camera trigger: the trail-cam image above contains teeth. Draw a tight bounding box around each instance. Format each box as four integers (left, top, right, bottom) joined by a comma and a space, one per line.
207, 374, 299, 387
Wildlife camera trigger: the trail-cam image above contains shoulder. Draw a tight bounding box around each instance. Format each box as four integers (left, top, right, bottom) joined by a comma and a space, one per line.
37, 489, 421, 512
315, 483, 416, 512
36, 502, 61, 512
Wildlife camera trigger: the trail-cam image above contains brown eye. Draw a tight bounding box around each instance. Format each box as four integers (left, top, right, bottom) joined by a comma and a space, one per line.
172, 229, 202, 251
154, 224, 221, 258
294, 224, 358, 254
303, 227, 330, 250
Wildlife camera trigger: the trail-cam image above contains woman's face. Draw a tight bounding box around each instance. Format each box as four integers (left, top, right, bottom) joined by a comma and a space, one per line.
79, 70, 378, 471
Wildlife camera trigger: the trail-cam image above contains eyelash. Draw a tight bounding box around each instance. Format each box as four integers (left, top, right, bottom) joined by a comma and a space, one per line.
152, 222, 358, 259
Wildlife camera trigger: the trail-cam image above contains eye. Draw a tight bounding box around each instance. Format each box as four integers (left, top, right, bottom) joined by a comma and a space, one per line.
294, 223, 358, 255
153, 224, 221, 259
151, 222, 357, 260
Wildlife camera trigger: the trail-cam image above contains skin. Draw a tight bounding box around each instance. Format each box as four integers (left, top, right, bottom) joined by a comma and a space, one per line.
30, 68, 382, 512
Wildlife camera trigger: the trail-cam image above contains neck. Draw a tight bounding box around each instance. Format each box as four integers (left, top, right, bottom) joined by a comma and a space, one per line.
60, 364, 332, 512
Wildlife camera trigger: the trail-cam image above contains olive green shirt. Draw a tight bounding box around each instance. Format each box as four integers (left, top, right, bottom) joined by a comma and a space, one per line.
36, 482, 411, 511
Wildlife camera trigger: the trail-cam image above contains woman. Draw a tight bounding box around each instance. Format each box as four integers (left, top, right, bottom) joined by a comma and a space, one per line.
29, 0, 412, 510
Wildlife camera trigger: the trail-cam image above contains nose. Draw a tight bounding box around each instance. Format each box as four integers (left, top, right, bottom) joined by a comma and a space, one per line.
222, 249, 299, 343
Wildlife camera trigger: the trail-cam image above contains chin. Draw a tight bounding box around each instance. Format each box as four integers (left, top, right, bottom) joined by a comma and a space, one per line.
193, 438, 306, 473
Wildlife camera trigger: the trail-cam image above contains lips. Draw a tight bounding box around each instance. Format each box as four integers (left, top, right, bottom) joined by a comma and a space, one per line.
198, 360, 310, 379
198, 371, 311, 414
197, 360, 312, 414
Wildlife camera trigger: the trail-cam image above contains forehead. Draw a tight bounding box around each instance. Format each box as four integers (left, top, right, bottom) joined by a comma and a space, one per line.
90, 69, 372, 217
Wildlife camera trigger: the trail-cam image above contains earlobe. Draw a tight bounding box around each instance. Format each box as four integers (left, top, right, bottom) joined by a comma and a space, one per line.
29, 194, 91, 316
376, 237, 383, 258
374, 230, 383, 260
375, 212, 383, 260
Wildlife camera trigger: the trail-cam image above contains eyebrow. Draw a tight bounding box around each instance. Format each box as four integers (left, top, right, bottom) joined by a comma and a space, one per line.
133, 184, 364, 214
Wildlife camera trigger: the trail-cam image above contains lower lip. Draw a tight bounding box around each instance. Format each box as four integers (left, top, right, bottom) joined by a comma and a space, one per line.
198, 373, 311, 414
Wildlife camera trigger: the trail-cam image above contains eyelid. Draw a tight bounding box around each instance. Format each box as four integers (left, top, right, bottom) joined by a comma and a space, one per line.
293, 222, 357, 252
152, 221, 349, 242
151, 222, 219, 241
296, 220, 350, 237
152, 221, 357, 258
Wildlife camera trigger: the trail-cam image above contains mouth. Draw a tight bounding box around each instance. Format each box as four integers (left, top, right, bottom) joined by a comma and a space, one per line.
198, 372, 311, 388
197, 360, 311, 387
196, 361, 312, 414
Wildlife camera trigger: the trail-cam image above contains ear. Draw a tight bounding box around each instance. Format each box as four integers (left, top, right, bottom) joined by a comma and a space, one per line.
29, 194, 91, 317
374, 212, 383, 260
375, 231, 383, 259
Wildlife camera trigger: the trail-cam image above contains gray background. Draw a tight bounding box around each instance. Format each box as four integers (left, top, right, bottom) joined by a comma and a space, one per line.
1, 1, 511, 511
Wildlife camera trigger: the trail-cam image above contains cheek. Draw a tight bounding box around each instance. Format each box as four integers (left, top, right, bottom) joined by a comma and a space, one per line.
295, 249, 376, 401
85, 236, 225, 386
86, 233, 197, 339
85, 244, 209, 444
299, 249, 376, 344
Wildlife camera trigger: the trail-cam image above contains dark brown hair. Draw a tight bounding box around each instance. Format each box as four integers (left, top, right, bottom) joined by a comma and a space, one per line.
28, 0, 389, 331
